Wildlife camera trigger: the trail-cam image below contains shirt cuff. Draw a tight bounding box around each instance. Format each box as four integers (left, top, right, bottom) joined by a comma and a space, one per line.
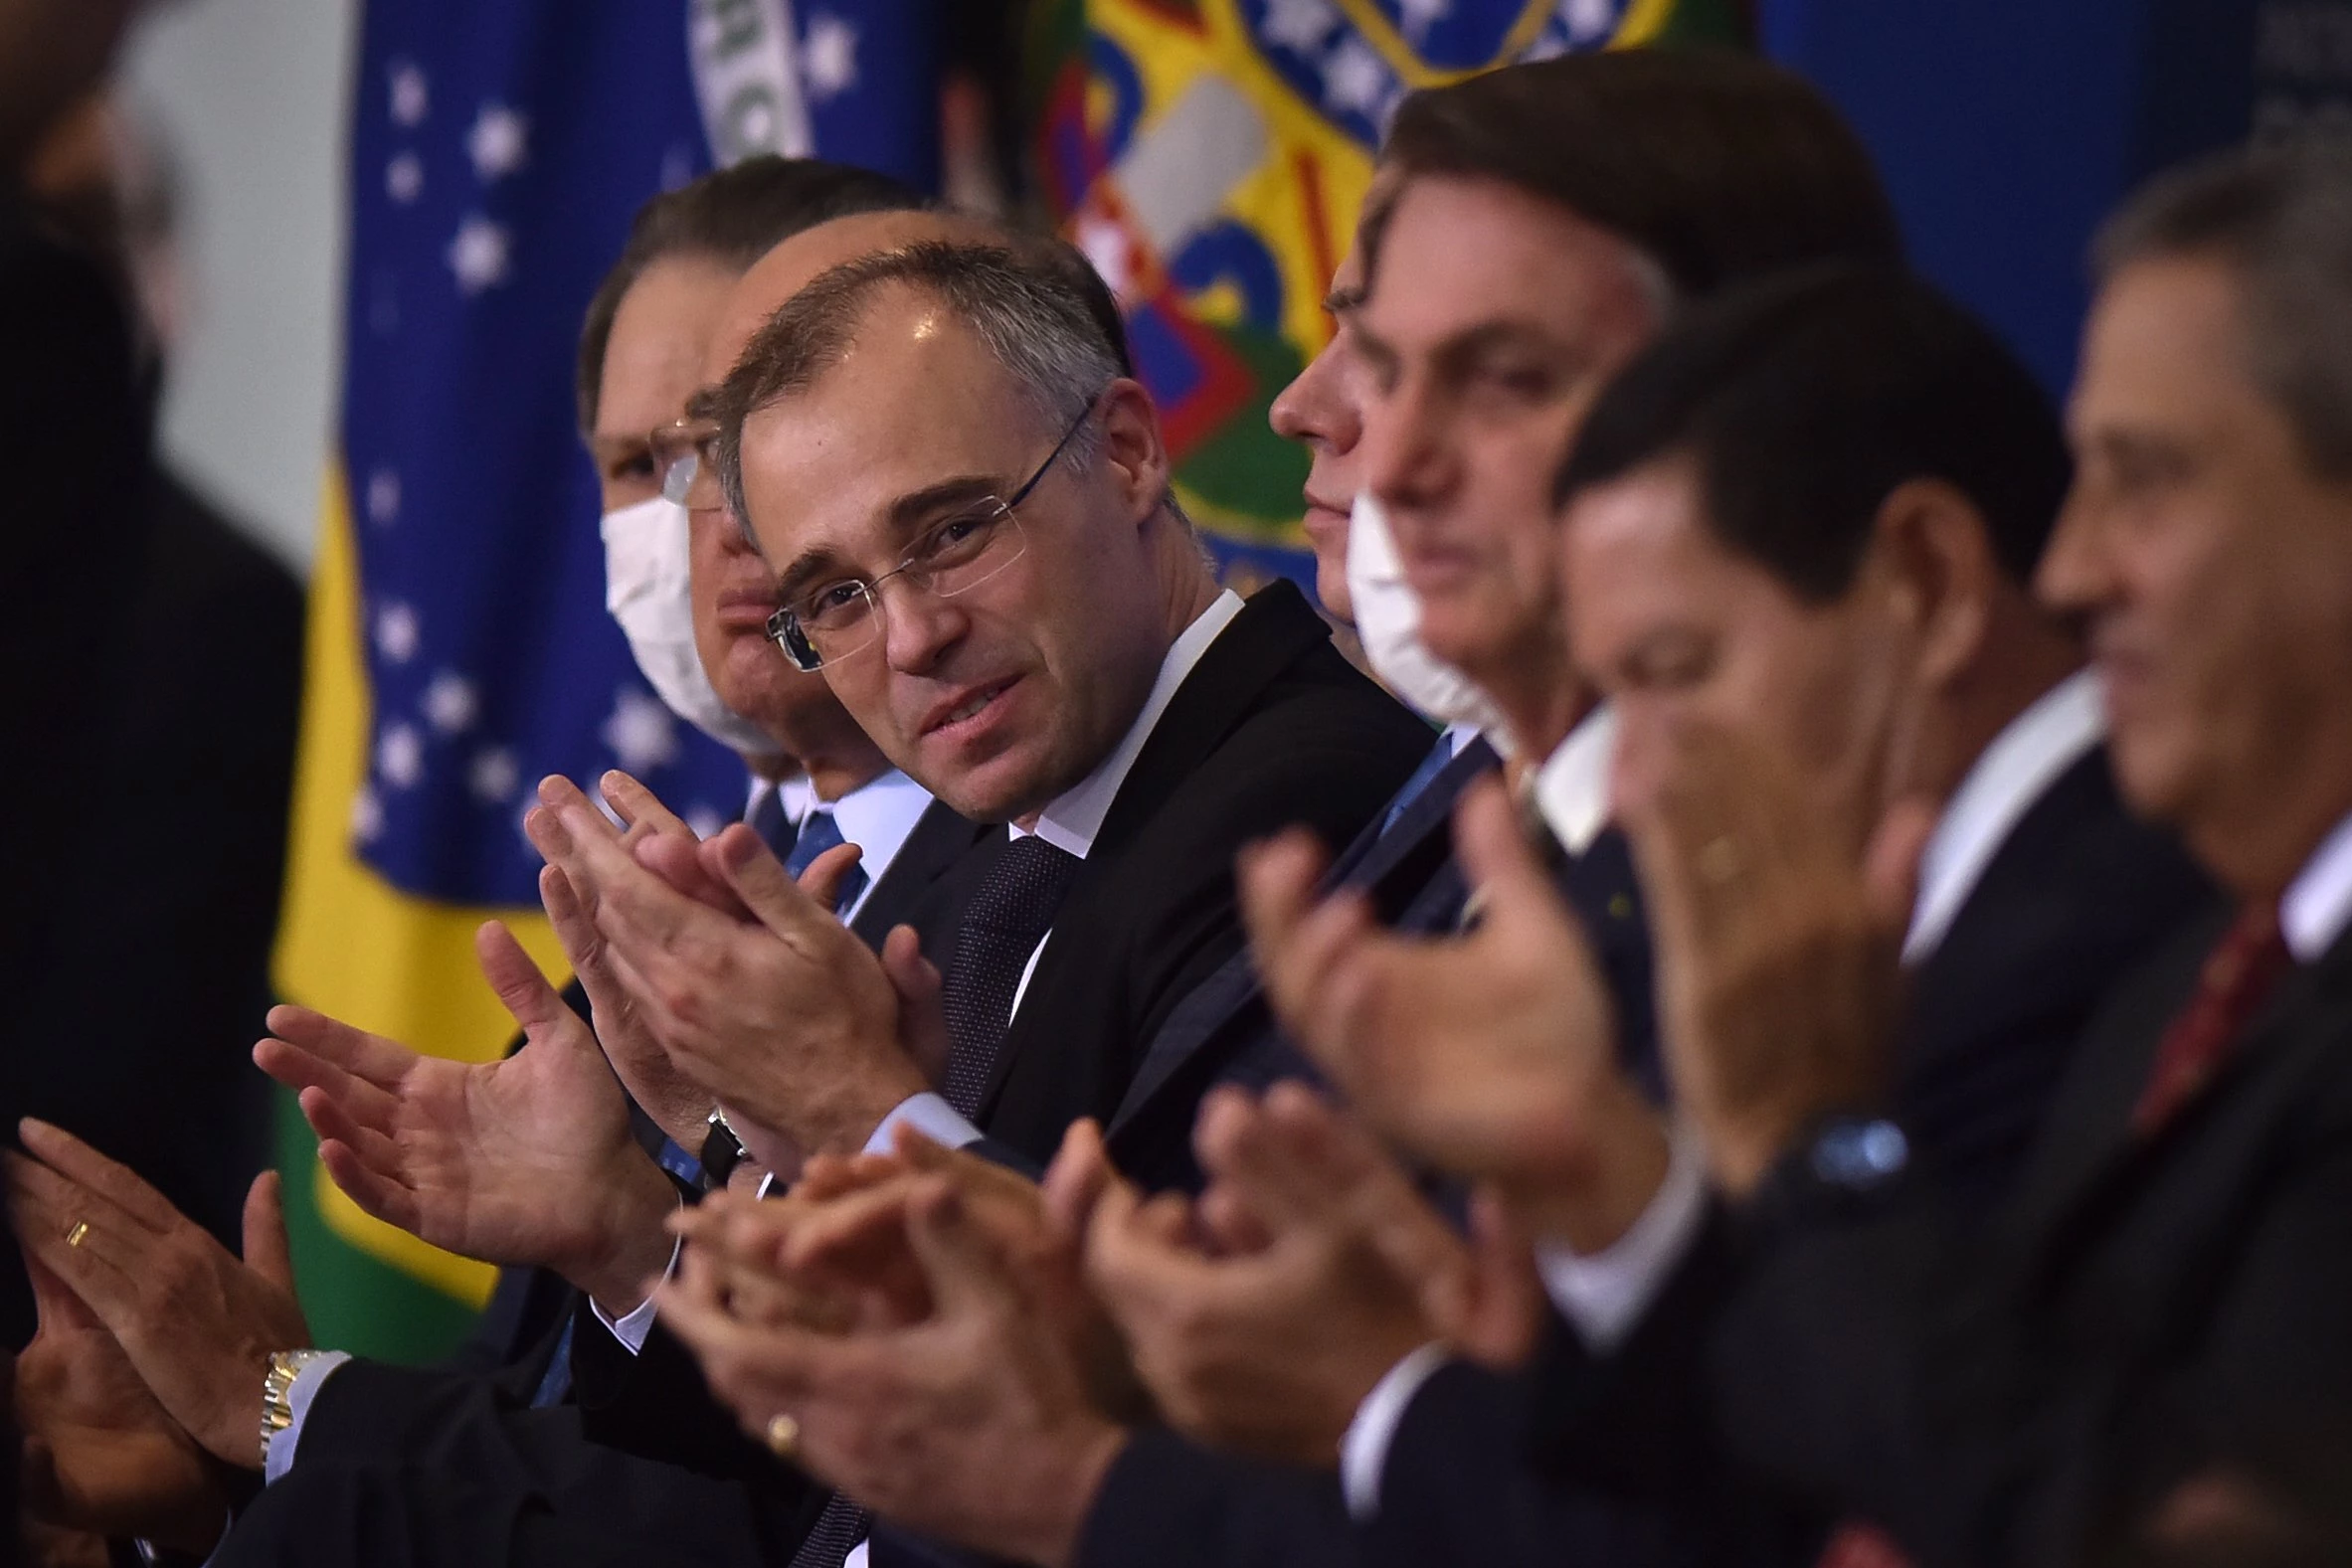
1337, 1341, 1451, 1521
590, 1230, 683, 1354
1535, 1120, 1708, 1355
862, 1091, 985, 1156
262, 1350, 354, 1483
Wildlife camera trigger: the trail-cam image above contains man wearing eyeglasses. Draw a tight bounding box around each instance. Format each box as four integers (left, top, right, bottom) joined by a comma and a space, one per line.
530, 234, 1433, 1195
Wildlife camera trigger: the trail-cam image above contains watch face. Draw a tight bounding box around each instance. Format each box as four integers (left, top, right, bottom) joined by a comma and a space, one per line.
1811, 1119, 1910, 1189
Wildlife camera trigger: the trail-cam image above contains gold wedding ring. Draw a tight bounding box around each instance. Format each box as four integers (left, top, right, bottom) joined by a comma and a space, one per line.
765, 1412, 801, 1460
64, 1220, 90, 1249
1698, 836, 1743, 886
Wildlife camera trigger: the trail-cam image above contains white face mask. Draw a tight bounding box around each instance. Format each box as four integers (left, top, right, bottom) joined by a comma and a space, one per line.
1345, 492, 1516, 753
600, 496, 779, 758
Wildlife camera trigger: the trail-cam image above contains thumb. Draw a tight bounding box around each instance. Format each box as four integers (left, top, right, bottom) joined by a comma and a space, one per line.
1041, 1119, 1114, 1240
1451, 777, 1557, 914
706, 822, 831, 940
18, 1244, 98, 1335
1865, 794, 1938, 936
797, 842, 867, 916
882, 925, 951, 1084
475, 920, 584, 1047
1448, 1187, 1539, 1369
243, 1170, 296, 1292
903, 1178, 1024, 1321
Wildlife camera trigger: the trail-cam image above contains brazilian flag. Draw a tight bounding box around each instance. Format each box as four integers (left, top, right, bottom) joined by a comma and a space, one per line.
274, 0, 940, 1361
1024, 0, 1746, 592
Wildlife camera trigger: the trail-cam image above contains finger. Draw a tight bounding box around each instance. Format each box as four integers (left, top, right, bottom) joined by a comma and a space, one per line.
601, 770, 693, 845
536, 775, 623, 837
251, 1037, 402, 1133
17, 1122, 182, 1236
258, 1006, 418, 1092
1866, 794, 1938, 936
638, 828, 750, 916
1234, 831, 1332, 1009
796, 842, 867, 916
313, 1139, 423, 1235
1192, 1181, 1274, 1256
5, 1153, 143, 1304
1451, 1186, 1540, 1368
1452, 780, 1577, 933
880, 924, 951, 1083
292, 1083, 408, 1178
706, 823, 840, 944
475, 921, 597, 1054
18, 1244, 100, 1335
901, 1178, 1027, 1320
242, 1171, 296, 1292
1040, 1119, 1114, 1239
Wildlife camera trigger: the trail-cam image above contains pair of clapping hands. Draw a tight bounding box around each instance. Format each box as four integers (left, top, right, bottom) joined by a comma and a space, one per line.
252, 772, 948, 1312
651, 1095, 1535, 1568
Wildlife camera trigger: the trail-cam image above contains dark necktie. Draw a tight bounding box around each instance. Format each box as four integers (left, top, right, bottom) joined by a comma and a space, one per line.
785, 808, 869, 915
938, 835, 1084, 1118
787, 1496, 868, 1568
747, 784, 799, 859
2132, 902, 2292, 1137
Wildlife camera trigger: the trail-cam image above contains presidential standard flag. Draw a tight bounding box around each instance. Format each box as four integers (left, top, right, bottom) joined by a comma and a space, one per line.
274, 0, 941, 1361
1026, 0, 1745, 591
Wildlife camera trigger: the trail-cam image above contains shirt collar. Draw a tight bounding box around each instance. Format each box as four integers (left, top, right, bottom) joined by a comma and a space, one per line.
747, 773, 818, 828
1903, 667, 2105, 963
745, 768, 937, 924
1532, 704, 1617, 857
1014, 590, 1245, 860
2282, 807, 2352, 963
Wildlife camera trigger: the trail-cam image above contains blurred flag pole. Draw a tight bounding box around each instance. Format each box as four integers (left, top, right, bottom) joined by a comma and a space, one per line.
273, 0, 940, 1362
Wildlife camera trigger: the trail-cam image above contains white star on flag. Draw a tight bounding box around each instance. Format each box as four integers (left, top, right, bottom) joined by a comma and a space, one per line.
1397, 0, 1451, 39
378, 722, 426, 788
389, 62, 430, 126
1321, 37, 1390, 117
386, 153, 424, 204
449, 214, 512, 294
422, 671, 479, 734
1260, 0, 1340, 54
468, 747, 520, 803
602, 687, 680, 776
802, 13, 860, 101
366, 468, 401, 524
374, 602, 421, 663
467, 103, 530, 182
1563, 0, 1617, 40
350, 784, 386, 843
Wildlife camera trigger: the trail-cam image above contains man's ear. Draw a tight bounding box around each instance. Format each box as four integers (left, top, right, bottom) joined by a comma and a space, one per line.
1092, 378, 1173, 528
1873, 477, 1999, 690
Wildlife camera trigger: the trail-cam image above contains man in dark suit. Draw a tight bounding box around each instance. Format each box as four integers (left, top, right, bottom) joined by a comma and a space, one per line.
1251, 146, 2352, 1568
1296, 262, 2218, 1568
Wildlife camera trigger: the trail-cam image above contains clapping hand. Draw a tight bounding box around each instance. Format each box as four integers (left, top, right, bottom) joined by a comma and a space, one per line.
253, 919, 679, 1313
1613, 714, 1931, 1195
1082, 1087, 1538, 1467
1239, 779, 1672, 1251
526, 776, 936, 1165
5, 1125, 308, 1470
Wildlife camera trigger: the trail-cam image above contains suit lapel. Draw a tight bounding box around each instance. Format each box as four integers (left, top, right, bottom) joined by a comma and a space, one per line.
1104, 732, 1498, 1139
846, 797, 987, 950
975, 582, 1334, 1121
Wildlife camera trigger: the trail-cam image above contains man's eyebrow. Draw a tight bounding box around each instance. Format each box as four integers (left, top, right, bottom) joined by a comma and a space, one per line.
772, 473, 1011, 603
684, 385, 722, 423
1324, 283, 1365, 315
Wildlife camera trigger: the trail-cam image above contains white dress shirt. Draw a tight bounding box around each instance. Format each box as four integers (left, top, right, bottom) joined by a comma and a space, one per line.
860, 590, 1246, 1157
2282, 806, 2352, 962
1341, 673, 2109, 1520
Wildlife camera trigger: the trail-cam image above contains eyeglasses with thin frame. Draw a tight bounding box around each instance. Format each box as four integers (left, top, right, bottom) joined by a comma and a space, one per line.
653, 417, 723, 511
765, 401, 1095, 673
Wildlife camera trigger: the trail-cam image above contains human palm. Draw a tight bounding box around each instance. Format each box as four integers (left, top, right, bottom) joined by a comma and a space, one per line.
256, 921, 659, 1278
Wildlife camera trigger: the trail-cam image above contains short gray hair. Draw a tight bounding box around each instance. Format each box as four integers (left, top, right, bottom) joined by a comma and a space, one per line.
2096, 140, 2352, 478
712, 239, 1125, 530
